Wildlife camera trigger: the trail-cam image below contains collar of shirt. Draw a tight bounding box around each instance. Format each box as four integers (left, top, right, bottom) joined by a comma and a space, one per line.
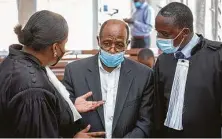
175, 33, 200, 58
139, 2, 148, 10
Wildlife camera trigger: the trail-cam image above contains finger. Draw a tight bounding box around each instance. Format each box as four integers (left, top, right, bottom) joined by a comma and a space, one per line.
80, 125, 91, 133
92, 101, 97, 105
94, 101, 105, 106
91, 100, 105, 105
98, 100, 105, 105
87, 132, 106, 137
87, 101, 93, 108
94, 102, 104, 108
89, 101, 104, 110
81, 91, 93, 99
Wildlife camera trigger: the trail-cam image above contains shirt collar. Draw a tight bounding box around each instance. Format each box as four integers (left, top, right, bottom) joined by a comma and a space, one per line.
139, 2, 148, 10
175, 34, 200, 58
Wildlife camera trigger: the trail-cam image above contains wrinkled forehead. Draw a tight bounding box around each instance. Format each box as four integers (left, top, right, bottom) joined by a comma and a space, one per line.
100, 23, 127, 41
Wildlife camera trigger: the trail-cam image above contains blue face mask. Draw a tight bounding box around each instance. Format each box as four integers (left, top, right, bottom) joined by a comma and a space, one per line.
156, 38, 179, 54
134, 2, 142, 9
156, 29, 185, 54
99, 49, 125, 67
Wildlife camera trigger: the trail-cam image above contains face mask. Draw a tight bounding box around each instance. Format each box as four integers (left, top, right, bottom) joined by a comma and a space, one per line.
51, 47, 65, 66
156, 28, 185, 54
99, 49, 125, 68
134, 2, 142, 9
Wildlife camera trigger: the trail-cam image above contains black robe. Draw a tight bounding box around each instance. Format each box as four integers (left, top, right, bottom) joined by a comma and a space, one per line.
0, 44, 80, 137
154, 35, 222, 137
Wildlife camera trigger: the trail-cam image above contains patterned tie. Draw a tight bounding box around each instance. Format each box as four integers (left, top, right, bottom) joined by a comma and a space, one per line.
174, 51, 186, 59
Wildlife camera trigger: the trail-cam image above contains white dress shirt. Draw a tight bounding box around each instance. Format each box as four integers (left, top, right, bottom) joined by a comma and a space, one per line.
98, 58, 121, 138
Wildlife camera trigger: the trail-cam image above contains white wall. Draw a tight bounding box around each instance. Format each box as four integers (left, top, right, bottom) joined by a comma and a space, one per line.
0, 0, 219, 52
17, 0, 36, 26
204, 0, 213, 40
97, 0, 132, 48
98, 0, 131, 24
37, 0, 94, 50
0, 0, 18, 51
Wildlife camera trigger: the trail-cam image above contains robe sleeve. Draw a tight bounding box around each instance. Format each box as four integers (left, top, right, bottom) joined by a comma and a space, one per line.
8, 88, 59, 138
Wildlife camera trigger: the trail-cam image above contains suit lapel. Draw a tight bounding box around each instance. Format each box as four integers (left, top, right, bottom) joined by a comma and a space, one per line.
85, 54, 105, 128
112, 59, 135, 132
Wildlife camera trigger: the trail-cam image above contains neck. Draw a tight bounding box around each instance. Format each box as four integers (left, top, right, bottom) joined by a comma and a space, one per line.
101, 62, 115, 73
23, 46, 48, 66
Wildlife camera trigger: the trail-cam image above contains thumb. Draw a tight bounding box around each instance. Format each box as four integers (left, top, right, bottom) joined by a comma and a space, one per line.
80, 125, 91, 133
81, 91, 93, 99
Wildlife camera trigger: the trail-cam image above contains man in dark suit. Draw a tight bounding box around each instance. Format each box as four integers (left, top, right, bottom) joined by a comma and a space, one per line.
63, 19, 154, 138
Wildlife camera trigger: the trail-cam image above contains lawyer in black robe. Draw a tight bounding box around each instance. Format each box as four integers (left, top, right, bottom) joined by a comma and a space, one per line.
0, 10, 82, 138
154, 35, 222, 137
0, 44, 80, 137
154, 2, 222, 138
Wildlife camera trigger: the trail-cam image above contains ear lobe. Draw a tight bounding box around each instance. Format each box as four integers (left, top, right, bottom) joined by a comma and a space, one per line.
183, 28, 190, 36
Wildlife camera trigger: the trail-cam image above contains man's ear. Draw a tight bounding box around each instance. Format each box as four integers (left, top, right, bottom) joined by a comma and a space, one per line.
97, 36, 103, 49
97, 36, 100, 45
183, 28, 190, 37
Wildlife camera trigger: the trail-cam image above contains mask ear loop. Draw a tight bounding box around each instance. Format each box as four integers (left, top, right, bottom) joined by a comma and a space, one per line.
173, 28, 188, 50
173, 28, 186, 39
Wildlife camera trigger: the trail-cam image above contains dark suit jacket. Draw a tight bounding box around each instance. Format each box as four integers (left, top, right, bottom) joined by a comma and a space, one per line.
63, 54, 154, 138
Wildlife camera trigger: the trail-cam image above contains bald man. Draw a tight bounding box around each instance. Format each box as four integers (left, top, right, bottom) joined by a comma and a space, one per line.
63, 19, 154, 138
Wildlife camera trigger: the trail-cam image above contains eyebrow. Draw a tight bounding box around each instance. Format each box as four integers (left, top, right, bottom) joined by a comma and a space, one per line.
102, 38, 125, 41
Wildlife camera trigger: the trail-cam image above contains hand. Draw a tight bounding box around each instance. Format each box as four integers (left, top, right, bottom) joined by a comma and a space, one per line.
75, 91, 104, 113
123, 18, 134, 24
74, 125, 106, 138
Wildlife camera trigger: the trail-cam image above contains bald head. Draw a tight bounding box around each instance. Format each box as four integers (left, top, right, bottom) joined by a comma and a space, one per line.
99, 19, 129, 40
97, 19, 130, 54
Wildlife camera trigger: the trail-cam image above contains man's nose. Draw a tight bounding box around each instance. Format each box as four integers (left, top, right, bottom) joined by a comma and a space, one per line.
108, 44, 117, 54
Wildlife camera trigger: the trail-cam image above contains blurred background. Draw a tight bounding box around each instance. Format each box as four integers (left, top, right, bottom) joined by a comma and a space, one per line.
0, 0, 221, 57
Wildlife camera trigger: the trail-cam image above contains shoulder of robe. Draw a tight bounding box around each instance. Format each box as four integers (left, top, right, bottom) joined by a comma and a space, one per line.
205, 39, 222, 51
13, 58, 54, 92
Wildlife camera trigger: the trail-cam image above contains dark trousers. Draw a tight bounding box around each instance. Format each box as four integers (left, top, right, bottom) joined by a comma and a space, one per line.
131, 36, 151, 48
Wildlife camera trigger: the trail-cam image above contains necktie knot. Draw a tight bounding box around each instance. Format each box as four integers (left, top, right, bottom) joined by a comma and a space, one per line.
175, 51, 186, 59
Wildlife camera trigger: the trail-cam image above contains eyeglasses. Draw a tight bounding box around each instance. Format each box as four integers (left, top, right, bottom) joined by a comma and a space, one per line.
101, 41, 126, 52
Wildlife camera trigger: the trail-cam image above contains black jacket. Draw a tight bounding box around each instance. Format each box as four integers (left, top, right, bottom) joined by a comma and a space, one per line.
0, 44, 79, 137
63, 54, 154, 138
154, 35, 222, 137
